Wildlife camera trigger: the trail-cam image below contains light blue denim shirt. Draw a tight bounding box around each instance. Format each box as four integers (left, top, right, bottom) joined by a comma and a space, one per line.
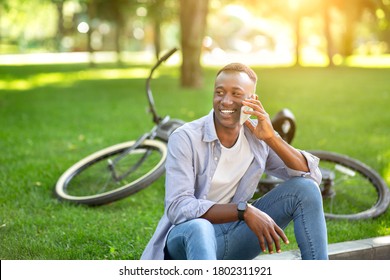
141, 110, 321, 260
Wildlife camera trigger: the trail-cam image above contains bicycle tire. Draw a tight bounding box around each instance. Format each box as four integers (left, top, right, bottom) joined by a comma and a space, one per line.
309, 150, 390, 220
55, 139, 167, 205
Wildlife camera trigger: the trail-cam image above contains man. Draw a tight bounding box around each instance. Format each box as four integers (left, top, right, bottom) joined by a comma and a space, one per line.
141, 63, 328, 260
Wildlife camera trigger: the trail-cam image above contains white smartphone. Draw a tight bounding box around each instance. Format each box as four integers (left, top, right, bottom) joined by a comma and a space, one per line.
239, 105, 253, 125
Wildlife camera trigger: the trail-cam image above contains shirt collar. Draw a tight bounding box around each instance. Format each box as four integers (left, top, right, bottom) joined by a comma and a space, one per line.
203, 109, 219, 143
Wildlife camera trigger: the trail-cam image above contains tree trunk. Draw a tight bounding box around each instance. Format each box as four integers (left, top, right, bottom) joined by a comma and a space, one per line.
179, 0, 208, 88
322, 3, 334, 67
115, 22, 123, 66
154, 19, 161, 60
54, 1, 64, 52
87, 0, 96, 67
113, 1, 124, 66
150, 0, 164, 60
340, 1, 360, 57
342, 14, 355, 57
293, 15, 301, 66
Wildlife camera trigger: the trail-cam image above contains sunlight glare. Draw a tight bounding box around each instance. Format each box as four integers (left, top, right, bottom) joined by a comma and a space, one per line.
223, 5, 251, 22
0, 68, 150, 91
346, 55, 390, 68
77, 22, 90, 34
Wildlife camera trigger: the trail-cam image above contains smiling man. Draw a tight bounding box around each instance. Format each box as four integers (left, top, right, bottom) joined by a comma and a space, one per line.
141, 63, 328, 260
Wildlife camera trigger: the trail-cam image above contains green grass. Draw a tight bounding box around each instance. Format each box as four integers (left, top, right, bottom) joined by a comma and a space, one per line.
1, 62, 389, 259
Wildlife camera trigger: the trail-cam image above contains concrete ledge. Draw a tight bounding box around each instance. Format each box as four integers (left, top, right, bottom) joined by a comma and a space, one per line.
254, 235, 390, 260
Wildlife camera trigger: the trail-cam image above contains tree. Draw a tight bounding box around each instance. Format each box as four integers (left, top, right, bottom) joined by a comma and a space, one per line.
377, 0, 390, 51
179, 0, 208, 88
329, 0, 386, 56
322, 0, 335, 66
249, 0, 324, 66
93, 0, 131, 65
146, 0, 168, 60
52, 0, 65, 52
245, 0, 388, 65
286, 0, 324, 66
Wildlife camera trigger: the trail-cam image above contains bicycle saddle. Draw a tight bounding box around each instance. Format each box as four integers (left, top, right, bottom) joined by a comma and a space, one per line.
271, 108, 296, 144
156, 118, 185, 141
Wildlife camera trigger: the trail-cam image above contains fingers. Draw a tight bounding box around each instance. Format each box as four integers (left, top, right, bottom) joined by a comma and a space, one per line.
258, 225, 288, 255
262, 229, 281, 254
258, 234, 278, 254
275, 225, 290, 245
242, 98, 274, 141
242, 99, 268, 120
246, 206, 288, 254
242, 97, 264, 111
242, 100, 259, 113
259, 236, 267, 254
265, 233, 277, 254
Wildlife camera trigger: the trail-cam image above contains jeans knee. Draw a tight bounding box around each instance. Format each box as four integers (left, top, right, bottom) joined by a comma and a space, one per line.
292, 177, 322, 205
186, 219, 217, 252
167, 218, 217, 260
186, 218, 215, 237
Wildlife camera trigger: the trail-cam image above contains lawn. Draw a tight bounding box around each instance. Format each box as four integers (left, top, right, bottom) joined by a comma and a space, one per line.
0, 61, 389, 259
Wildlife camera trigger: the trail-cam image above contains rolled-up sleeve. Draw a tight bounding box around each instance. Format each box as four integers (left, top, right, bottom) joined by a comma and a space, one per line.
265, 148, 322, 186
164, 131, 215, 225
285, 150, 322, 185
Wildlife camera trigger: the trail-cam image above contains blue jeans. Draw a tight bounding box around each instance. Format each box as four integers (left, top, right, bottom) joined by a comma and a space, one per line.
165, 177, 328, 260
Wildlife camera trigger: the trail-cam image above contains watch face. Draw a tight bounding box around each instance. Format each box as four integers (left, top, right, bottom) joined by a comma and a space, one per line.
238, 202, 247, 211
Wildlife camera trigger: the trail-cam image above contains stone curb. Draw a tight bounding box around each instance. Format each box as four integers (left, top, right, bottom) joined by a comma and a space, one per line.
254, 235, 390, 260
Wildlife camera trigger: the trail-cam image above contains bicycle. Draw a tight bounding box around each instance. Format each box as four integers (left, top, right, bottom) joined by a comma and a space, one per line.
254, 109, 390, 220
55, 48, 390, 220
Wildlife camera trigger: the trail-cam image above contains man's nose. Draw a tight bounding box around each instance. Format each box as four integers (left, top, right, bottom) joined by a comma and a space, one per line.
221, 94, 233, 105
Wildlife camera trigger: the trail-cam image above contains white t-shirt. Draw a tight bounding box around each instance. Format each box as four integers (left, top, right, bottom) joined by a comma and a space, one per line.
207, 127, 254, 204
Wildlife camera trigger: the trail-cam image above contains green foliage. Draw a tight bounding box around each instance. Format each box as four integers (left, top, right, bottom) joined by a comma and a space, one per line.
0, 62, 389, 259
0, 0, 57, 41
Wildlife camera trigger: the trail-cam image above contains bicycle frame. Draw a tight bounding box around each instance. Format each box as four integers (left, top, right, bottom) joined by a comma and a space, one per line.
146, 48, 179, 125
108, 49, 180, 181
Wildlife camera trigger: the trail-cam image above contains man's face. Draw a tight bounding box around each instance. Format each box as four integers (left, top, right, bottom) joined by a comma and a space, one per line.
213, 71, 255, 129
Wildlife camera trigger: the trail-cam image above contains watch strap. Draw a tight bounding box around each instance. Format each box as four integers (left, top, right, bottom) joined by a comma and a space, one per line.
237, 201, 247, 221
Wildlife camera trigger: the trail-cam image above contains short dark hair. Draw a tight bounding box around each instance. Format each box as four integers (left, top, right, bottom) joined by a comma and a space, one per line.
216, 63, 258, 86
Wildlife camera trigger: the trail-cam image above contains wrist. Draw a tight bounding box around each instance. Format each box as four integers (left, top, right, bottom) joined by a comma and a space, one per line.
237, 201, 247, 221
263, 131, 279, 143
263, 132, 285, 150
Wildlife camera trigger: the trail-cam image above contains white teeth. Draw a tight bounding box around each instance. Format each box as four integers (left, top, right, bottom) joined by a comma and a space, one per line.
221, 110, 235, 114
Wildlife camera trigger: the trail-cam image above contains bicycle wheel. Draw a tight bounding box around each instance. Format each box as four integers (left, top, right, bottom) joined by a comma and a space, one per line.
55, 139, 167, 205
309, 150, 390, 220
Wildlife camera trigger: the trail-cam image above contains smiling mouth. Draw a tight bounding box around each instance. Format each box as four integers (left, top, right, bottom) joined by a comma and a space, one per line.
219, 109, 236, 115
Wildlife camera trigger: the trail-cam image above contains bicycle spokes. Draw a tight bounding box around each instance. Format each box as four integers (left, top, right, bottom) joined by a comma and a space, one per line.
107, 149, 152, 182
63, 146, 163, 197
320, 163, 379, 217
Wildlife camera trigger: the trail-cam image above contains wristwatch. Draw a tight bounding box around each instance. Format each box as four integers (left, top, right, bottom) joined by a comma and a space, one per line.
237, 201, 247, 221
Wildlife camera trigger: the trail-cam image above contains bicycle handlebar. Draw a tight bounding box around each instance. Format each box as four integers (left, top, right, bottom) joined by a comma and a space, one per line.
159, 47, 179, 63
145, 48, 179, 124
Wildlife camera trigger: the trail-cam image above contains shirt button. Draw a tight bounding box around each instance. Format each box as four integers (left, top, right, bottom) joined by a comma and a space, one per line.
214, 157, 218, 161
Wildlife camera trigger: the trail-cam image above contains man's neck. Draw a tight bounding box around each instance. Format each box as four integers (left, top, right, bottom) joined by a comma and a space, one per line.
216, 126, 241, 148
